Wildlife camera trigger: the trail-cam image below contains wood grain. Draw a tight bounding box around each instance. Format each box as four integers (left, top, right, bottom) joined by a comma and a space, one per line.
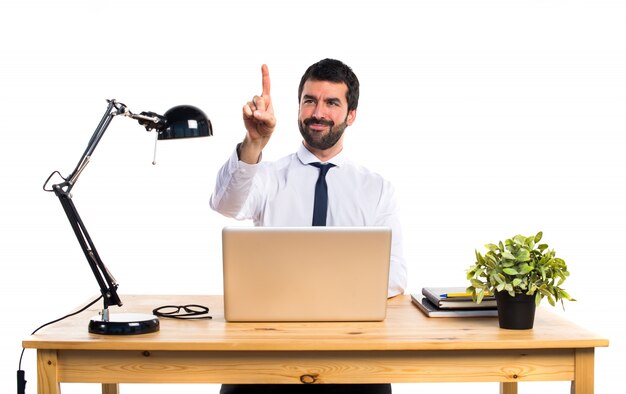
24, 295, 608, 393
55, 348, 575, 384
24, 295, 608, 352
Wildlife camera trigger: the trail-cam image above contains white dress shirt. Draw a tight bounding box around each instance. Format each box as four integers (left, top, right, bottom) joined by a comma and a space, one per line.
210, 143, 407, 297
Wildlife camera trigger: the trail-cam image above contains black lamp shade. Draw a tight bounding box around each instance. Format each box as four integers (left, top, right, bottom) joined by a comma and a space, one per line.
158, 105, 213, 140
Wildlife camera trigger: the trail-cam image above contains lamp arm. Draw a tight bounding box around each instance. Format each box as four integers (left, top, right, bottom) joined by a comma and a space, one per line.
62, 99, 124, 193
48, 99, 129, 316
56, 100, 166, 195
53, 186, 122, 311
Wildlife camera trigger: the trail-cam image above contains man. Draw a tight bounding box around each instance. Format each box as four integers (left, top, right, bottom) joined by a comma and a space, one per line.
210, 59, 407, 394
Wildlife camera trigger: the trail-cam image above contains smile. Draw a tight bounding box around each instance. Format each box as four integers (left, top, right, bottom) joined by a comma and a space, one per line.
308, 123, 330, 131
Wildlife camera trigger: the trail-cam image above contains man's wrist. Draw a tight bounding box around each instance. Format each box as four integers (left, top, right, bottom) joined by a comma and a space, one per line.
237, 139, 263, 164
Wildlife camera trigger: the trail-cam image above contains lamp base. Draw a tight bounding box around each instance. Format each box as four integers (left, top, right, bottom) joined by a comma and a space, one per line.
88, 313, 159, 335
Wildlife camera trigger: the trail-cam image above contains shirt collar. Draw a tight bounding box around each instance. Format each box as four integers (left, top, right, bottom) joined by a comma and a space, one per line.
296, 142, 345, 167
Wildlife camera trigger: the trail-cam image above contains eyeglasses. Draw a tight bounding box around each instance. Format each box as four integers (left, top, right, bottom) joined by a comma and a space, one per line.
152, 304, 212, 320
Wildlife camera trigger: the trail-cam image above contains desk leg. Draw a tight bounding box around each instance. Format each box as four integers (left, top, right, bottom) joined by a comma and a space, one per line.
102, 384, 119, 394
37, 349, 60, 394
571, 348, 594, 394
500, 382, 518, 394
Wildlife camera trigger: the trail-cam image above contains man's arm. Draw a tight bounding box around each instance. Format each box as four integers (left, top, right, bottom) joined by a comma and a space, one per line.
239, 64, 276, 164
377, 182, 408, 297
210, 64, 275, 218
209, 147, 259, 219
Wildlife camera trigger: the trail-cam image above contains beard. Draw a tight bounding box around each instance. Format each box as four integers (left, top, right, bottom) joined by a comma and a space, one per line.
298, 116, 349, 151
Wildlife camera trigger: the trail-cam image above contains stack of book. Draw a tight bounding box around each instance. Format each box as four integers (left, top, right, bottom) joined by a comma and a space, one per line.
411, 286, 498, 317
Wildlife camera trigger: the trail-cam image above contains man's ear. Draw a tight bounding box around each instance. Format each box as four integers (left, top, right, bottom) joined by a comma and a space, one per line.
346, 109, 357, 126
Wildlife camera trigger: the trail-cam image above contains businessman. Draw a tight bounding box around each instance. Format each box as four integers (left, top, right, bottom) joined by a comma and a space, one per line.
211, 58, 407, 394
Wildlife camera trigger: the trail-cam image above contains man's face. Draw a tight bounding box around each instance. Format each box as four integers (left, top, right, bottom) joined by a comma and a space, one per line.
298, 79, 356, 151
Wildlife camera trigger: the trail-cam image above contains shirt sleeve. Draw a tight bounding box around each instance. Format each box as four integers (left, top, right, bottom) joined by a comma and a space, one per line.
376, 181, 408, 298
209, 147, 260, 220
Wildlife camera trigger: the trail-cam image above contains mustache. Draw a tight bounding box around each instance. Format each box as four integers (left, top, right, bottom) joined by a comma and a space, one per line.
304, 117, 334, 127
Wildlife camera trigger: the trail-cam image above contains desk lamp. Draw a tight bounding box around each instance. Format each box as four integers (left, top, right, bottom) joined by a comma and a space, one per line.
43, 99, 212, 335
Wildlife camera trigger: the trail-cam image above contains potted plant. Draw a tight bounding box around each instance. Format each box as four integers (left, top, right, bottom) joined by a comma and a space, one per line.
466, 231, 574, 329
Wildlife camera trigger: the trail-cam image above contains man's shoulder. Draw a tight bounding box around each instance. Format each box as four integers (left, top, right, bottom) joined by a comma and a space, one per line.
341, 159, 388, 181
258, 152, 300, 171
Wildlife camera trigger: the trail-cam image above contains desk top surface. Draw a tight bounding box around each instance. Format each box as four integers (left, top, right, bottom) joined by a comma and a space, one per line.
23, 294, 608, 352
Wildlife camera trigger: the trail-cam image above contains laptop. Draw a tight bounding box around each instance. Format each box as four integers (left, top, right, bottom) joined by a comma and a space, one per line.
222, 226, 391, 322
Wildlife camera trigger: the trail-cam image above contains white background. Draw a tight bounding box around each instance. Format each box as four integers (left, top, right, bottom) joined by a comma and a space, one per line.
1, 0, 624, 393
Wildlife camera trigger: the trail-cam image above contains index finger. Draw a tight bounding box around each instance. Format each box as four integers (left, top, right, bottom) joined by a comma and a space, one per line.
261, 64, 271, 97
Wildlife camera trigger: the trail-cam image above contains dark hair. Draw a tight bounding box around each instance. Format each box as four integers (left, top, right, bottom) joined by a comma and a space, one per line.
298, 58, 360, 111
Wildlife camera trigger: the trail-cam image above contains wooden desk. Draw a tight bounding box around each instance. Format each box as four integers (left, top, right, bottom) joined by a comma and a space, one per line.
23, 295, 608, 394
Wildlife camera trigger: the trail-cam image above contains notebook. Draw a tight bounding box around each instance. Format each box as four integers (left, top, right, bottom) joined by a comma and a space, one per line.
222, 226, 391, 322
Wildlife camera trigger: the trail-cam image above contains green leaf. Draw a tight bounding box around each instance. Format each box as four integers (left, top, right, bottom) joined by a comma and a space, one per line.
547, 293, 556, 307
470, 279, 485, 288
502, 251, 516, 260
515, 249, 531, 262
502, 268, 518, 275
475, 250, 485, 264
485, 243, 499, 252
559, 289, 573, 301
524, 236, 535, 247
513, 235, 526, 246
519, 263, 533, 274
484, 253, 498, 265
501, 261, 515, 268
476, 291, 485, 303
534, 231, 543, 243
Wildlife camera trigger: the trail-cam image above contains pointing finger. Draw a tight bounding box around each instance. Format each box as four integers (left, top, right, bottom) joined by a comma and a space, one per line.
261, 64, 271, 98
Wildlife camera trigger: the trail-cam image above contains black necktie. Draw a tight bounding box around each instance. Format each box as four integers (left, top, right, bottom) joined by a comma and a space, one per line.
309, 162, 335, 226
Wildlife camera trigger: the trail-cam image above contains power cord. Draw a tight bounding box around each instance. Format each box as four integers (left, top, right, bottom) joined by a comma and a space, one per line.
17, 295, 103, 394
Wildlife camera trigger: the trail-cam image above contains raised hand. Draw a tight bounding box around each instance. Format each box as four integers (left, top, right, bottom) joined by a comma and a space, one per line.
240, 64, 276, 163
